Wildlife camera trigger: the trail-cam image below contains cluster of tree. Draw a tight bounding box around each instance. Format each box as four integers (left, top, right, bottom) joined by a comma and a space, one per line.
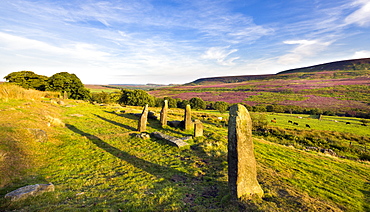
4, 71, 91, 100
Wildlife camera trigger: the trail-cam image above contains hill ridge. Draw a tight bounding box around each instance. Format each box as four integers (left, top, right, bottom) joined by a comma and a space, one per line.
189, 57, 370, 85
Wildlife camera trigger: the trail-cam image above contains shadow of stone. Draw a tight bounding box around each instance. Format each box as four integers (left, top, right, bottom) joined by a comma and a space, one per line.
360, 181, 370, 212
93, 114, 136, 131
65, 124, 188, 181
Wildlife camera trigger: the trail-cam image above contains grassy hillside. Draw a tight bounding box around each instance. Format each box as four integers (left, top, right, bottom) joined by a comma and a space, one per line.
0, 85, 369, 211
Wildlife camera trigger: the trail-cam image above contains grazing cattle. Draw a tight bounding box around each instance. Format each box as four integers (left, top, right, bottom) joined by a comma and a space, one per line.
293, 122, 299, 125
288, 120, 293, 124
306, 124, 311, 128
346, 122, 351, 125
271, 120, 276, 123
361, 123, 367, 126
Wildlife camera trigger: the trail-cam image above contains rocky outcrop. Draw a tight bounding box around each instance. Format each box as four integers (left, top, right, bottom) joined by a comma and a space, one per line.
27, 129, 48, 142
5, 183, 55, 201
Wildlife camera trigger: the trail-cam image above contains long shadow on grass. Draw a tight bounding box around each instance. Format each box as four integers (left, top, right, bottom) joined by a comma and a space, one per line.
93, 114, 136, 131
66, 123, 231, 209
66, 124, 187, 181
104, 111, 192, 138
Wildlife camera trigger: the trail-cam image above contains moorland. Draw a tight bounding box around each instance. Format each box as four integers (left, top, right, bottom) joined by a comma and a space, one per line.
149, 58, 370, 118
0, 58, 369, 211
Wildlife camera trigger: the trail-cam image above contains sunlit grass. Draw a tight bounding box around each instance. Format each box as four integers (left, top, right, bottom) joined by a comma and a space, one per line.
0, 83, 59, 101
0, 96, 369, 211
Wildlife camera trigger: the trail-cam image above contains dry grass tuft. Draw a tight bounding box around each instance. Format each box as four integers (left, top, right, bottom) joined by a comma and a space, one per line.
0, 83, 59, 101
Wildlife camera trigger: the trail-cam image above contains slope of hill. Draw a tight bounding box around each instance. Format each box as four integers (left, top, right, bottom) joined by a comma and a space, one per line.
188, 58, 370, 85
1, 87, 369, 211
278, 58, 370, 74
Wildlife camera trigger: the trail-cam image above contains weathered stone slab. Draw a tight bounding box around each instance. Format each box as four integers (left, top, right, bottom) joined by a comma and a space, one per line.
194, 121, 203, 137
151, 132, 190, 148
27, 129, 48, 142
5, 183, 55, 201
160, 100, 168, 126
228, 104, 263, 199
184, 104, 193, 130
138, 104, 149, 132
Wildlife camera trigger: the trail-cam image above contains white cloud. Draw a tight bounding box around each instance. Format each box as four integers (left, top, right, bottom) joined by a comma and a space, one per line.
351, 50, 370, 59
278, 40, 331, 65
345, 0, 370, 26
0, 32, 110, 61
201, 46, 239, 66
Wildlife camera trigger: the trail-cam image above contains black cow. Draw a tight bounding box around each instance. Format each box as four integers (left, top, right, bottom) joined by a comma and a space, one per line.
346, 122, 351, 125
288, 120, 293, 124
306, 124, 311, 128
293, 122, 299, 125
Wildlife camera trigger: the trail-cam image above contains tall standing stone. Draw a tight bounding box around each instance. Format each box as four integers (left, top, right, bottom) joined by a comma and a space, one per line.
184, 104, 193, 130
160, 100, 168, 127
228, 104, 263, 199
138, 104, 149, 132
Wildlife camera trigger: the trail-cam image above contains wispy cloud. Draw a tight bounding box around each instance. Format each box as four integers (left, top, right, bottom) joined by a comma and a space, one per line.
201, 46, 240, 66
0, 32, 110, 61
344, 0, 370, 26
0, 0, 369, 84
278, 40, 332, 65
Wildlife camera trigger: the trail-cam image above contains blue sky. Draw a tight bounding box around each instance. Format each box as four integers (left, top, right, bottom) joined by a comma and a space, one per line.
1, 0, 370, 84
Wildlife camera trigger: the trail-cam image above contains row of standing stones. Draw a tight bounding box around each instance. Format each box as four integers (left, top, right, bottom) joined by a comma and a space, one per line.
137, 101, 263, 200
5, 101, 263, 201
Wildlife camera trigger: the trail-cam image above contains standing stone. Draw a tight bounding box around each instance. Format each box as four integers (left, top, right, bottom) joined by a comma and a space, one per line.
228, 104, 263, 199
184, 104, 193, 130
160, 100, 168, 127
138, 104, 149, 132
194, 121, 203, 137
63, 91, 68, 99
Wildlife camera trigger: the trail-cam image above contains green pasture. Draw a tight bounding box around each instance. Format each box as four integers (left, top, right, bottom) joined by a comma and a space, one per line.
0, 101, 369, 211
88, 88, 120, 93
266, 113, 369, 137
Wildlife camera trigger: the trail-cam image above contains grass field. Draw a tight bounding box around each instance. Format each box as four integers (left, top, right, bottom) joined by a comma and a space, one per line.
85, 84, 120, 93
0, 96, 369, 211
265, 113, 369, 137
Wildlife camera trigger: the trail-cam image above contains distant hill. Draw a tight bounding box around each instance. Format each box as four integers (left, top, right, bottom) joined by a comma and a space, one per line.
278, 58, 370, 74
189, 58, 370, 85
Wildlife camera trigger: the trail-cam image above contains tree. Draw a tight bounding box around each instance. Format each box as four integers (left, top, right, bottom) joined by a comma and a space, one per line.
250, 113, 268, 131
4, 71, 48, 91
214, 101, 229, 113
252, 105, 267, 112
46, 72, 91, 100
164, 97, 178, 108
91, 91, 114, 104
178, 99, 190, 109
118, 89, 155, 106
308, 108, 323, 115
189, 97, 206, 110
